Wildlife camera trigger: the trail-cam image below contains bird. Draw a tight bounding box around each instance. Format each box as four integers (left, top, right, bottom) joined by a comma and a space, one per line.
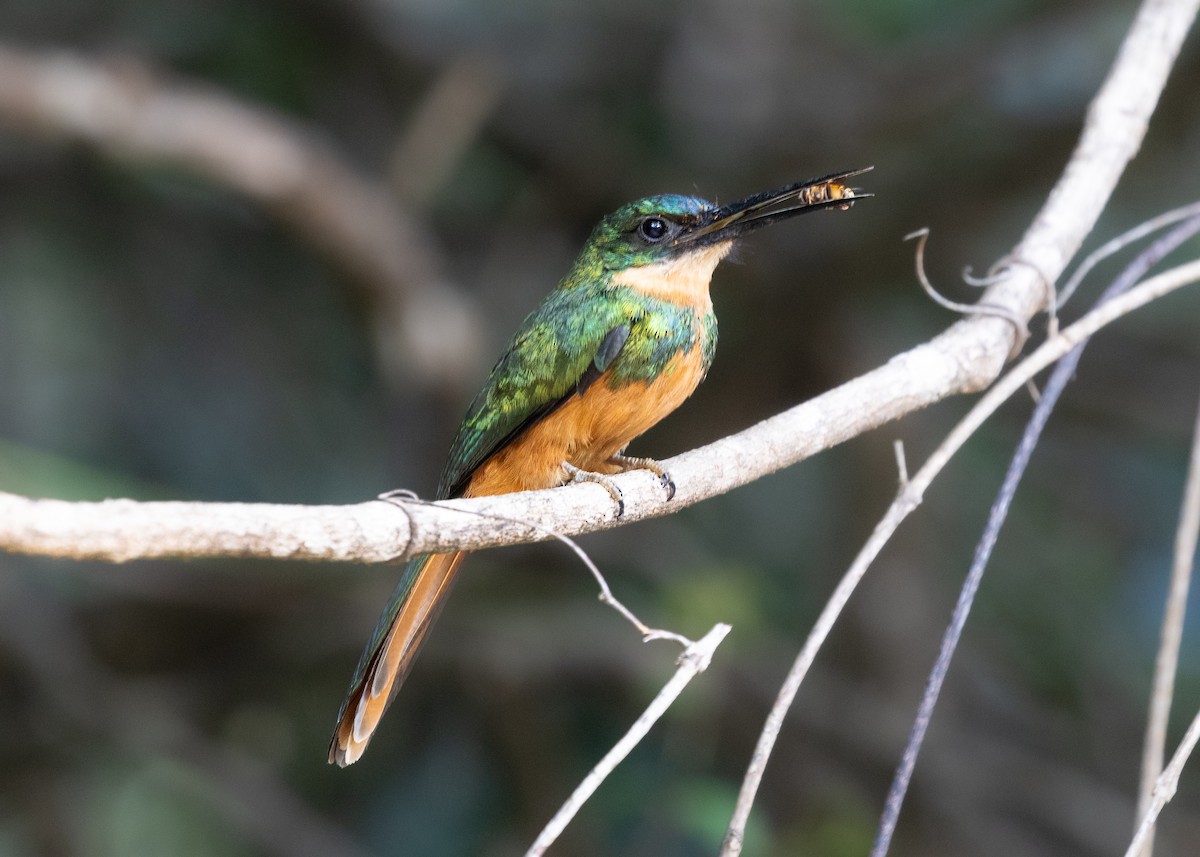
328, 167, 871, 765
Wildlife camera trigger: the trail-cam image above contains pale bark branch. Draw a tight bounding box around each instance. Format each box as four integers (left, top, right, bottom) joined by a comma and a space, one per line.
0, 301, 1004, 561
2, 259, 1197, 567
0, 496, 409, 564
0, 317, 1071, 564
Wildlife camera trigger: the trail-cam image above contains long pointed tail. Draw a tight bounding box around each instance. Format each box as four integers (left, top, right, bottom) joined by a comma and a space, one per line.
328, 550, 467, 766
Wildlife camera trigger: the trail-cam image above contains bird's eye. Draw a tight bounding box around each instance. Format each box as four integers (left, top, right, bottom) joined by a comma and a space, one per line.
638, 217, 670, 243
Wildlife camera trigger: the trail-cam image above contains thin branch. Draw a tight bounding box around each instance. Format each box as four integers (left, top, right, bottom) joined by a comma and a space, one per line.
1125, 705, 1200, 857
0, 44, 483, 388
1059, 200, 1200, 308
872, 213, 1200, 857
717, 255, 1200, 856
1135, 390, 1200, 857
524, 623, 731, 857
892, 440, 909, 488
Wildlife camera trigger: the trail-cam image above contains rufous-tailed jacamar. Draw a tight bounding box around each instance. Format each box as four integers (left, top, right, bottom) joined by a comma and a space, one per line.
329, 167, 871, 765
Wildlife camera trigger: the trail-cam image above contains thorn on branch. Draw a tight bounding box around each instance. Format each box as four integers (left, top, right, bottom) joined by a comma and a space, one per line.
892, 440, 909, 489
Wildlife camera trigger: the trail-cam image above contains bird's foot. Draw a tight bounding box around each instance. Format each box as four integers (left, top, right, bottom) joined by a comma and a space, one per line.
608, 454, 676, 501
563, 462, 626, 516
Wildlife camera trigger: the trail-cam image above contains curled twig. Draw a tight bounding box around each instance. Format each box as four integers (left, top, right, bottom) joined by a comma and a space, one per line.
906, 229, 1031, 354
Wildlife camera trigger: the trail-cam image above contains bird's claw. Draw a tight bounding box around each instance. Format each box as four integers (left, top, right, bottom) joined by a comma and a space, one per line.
609, 454, 676, 502
563, 463, 626, 517
563, 455, 676, 517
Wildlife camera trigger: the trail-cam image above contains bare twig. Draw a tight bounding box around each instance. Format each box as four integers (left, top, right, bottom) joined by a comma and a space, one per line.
1135, 391, 1200, 857
892, 440, 909, 488
1125, 705, 1200, 857
872, 213, 1200, 857
1059, 201, 1200, 309
718, 256, 1200, 857
524, 623, 731, 857
0, 44, 483, 388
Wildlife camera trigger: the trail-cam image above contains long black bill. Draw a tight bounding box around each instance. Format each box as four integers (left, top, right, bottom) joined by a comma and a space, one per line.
679, 166, 873, 247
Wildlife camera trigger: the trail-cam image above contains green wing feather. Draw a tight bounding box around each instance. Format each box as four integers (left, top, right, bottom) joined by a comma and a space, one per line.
434, 282, 715, 500
436, 287, 633, 500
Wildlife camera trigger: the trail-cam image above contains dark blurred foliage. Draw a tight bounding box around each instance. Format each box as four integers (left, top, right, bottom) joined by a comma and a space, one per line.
1, 1, 1199, 855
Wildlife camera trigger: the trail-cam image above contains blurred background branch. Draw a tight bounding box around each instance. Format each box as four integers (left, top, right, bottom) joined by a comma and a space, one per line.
0, 43, 483, 390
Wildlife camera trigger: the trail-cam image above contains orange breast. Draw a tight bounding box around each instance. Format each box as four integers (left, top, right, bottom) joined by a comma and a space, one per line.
464, 343, 707, 498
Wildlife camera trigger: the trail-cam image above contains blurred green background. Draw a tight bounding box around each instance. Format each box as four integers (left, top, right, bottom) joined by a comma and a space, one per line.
1, 1, 1199, 855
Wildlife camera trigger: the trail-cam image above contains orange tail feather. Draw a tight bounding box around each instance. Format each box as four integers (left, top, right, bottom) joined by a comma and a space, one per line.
329, 550, 466, 766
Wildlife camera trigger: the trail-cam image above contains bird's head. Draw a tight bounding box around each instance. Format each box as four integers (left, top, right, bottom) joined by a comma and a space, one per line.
570, 167, 872, 295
